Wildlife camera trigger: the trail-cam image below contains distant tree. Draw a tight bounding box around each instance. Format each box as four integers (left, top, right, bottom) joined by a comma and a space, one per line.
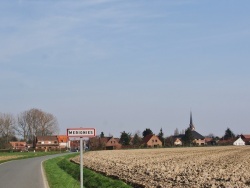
165, 136, 174, 147
10, 136, 18, 142
119, 131, 131, 145
0, 113, 15, 149
158, 128, 164, 146
206, 133, 215, 138
223, 128, 235, 140
100, 132, 104, 138
182, 128, 194, 146
89, 137, 104, 150
132, 133, 142, 146
174, 128, 179, 136
134, 130, 142, 137
15, 109, 59, 144
142, 128, 153, 138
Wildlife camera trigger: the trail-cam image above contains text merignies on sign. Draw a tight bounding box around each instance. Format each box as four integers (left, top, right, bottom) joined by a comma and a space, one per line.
67, 128, 96, 137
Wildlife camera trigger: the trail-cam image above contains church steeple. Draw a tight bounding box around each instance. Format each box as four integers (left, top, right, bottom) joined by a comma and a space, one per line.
189, 111, 195, 131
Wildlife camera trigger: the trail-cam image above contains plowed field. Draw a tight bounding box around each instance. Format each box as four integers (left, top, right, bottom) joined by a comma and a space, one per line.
72, 146, 250, 188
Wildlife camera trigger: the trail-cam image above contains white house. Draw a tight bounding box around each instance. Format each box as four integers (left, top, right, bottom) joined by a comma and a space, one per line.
174, 138, 182, 146
233, 137, 245, 146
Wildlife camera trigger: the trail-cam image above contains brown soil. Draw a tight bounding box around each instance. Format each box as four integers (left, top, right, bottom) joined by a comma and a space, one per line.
72, 146, 250, 188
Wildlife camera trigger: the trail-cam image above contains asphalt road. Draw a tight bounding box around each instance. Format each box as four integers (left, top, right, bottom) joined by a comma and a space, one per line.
0, 153, 67, 188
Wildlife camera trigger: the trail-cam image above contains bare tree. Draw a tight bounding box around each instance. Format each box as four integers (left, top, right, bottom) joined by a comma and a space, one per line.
15, 108, 59, 143
0, 113, 15, 148
15, 111, 30, 141
174, 128, 179, 136
134, 130, 142, 137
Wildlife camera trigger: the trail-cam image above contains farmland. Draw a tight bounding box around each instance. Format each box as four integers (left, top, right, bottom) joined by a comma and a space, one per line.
72, 146, 250, 188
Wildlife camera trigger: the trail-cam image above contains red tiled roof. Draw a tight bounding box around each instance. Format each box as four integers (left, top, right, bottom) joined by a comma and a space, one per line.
242, 138, 250, 142
9, 142, 27, 147
218, 138, 237, 144
143, 134, 154, 143
242, 135, 250, 139
36, 136, 58, 141
57, 135, 68, 143
100, 137, 112, 143
205, 137, 213, 142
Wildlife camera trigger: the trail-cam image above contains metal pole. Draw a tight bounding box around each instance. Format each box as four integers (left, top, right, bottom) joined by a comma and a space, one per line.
80, 137, 83, 188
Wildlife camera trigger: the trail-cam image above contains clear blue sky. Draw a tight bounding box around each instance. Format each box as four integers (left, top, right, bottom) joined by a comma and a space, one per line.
1, 0, 250, 137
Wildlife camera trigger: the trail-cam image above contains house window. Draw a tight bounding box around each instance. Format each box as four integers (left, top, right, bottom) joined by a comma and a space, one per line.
111, 141, 112, 144
155, 140, 157, 142
152, 140, 154, 142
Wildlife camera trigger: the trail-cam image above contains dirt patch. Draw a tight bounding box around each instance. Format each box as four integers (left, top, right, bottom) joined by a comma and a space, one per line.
72, 146, 250, 188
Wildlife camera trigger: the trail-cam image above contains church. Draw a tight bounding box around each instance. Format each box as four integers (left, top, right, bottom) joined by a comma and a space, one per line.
173, 112, 205, 146
188, 112, 206, 145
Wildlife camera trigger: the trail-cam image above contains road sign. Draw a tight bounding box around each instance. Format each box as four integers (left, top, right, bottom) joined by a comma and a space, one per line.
67, 127, 96, 188
67, 128, 96, 137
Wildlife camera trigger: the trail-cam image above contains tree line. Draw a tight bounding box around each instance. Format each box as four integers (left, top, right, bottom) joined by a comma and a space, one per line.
0, 108, 59, 149
100, 127, 237, 148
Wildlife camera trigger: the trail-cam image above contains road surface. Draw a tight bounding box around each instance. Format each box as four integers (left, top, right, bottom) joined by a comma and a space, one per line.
0, 153, 67, 188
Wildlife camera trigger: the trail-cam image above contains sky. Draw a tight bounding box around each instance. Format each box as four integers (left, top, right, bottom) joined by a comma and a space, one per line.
1, 0, 250, 138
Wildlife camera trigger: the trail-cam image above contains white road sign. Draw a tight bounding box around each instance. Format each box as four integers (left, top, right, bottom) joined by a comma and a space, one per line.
67, 128, 96, 137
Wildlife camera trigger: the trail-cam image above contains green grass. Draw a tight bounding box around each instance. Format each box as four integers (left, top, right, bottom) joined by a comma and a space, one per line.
44, 153, 133, 188
0, 151, 65, 164
43, 153, 80, 188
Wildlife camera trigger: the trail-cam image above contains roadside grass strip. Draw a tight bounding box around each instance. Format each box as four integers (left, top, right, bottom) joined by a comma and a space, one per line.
44, 153, 132, 188
0, 151, 65, 164
43, 154, 80, 188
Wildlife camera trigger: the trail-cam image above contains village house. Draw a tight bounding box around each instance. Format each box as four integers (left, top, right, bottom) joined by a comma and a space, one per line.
218, 138, 235, 145
70, 140, 80, 151
103, 137, 121, 150
57, 135, 70, 149
192, 131, 205, 145
241, 134, 250, 145
9, 141, 27, 151
233, 137, 245, 146
174, 138, 182, 146
35, 136, 59, 150
89, 136, 122, 150
143, 134, 162, 147
204, 137, 213, 145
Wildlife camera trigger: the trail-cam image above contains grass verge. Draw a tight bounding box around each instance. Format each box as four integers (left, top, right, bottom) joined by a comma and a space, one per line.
0, 151, 65, 164
44, 153, 132, 188
43, 153, 80, 188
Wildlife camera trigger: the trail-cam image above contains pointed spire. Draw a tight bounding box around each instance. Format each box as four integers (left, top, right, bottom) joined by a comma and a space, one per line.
189, 111, 195, 131
190, 111, 193, 125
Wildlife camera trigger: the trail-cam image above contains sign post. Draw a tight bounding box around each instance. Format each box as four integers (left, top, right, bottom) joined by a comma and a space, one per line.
67, 128, 96, 188
80, 137, 83, 188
